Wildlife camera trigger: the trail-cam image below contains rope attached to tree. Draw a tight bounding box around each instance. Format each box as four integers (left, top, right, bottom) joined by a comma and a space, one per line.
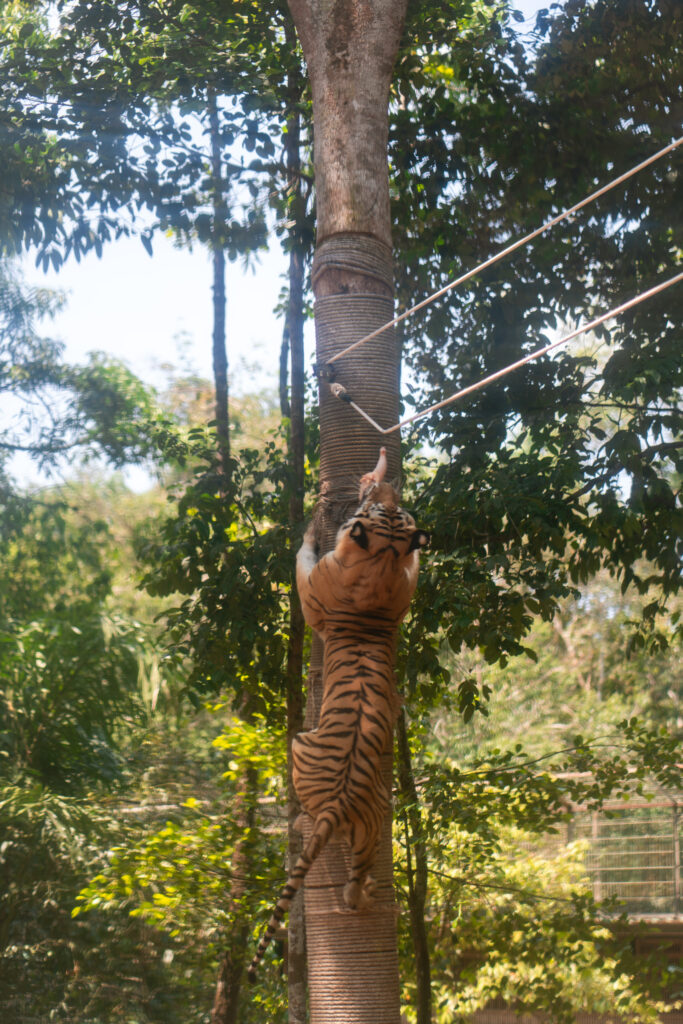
312, 234, 394, 291
326, 135, 682, 367
325, 136, 682, 435
329, 271, 683, 435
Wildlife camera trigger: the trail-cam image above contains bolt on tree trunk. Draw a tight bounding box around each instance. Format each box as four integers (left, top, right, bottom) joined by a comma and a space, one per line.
285, 2, 408, 1021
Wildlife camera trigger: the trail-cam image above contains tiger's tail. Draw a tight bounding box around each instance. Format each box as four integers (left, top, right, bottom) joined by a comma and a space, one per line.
247, 811, 336, 981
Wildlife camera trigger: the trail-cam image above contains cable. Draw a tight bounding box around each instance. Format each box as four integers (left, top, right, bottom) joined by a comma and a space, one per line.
326, 136, 683, 366
329, 271, 683, 435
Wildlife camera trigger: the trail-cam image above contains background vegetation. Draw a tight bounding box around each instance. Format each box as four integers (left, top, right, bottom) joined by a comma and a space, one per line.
0, 0, 681, 1021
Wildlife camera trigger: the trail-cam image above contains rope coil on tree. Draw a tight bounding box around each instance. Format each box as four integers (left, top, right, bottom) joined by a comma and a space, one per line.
312, 233, 394, 291
314, 251, 400, 496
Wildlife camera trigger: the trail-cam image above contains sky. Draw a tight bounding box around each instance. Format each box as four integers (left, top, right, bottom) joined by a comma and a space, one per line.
15, 236, 295, 488
12, 0, 550, 487
20, 233, 291, 396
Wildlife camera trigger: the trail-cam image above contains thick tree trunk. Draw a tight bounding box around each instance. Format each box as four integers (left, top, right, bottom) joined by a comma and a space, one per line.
286, 0, 404, 248
285, 3, 408, 1022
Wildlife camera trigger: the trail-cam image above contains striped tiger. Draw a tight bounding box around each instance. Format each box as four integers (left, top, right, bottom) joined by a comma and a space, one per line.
247, 451, 428, 980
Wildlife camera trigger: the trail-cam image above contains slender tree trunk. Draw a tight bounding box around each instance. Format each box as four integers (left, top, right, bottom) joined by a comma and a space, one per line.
207, 90, 255, 1024
208, 90, 230, 474
283, 56, 309, 1023
396, 711, 432, 1024
285, 3, 408, 1021
211, 763, 257, 1024
280, 321, 291, 419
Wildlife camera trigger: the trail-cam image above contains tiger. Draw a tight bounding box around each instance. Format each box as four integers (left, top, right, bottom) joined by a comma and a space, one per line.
247, 449, 428, 981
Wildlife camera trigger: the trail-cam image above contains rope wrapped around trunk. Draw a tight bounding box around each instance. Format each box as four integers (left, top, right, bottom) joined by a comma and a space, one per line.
313, 236, 400, 518
312, 233, 394, 292
300, 231, 403, 1024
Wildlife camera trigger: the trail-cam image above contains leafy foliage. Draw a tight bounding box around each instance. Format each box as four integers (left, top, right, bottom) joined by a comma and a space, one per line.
394, 707, 683, 1023
426, 833, 668, 1024
0, 0, 306, 265
434, 574, 682, 762
138, 426, 314, 708
0, 258, 169, 471
390, 0, 682, 716
0, 490, 184, 1021
0, 1, 681, 1021
0, 258, 194, 1019
74, 711, 290, 1021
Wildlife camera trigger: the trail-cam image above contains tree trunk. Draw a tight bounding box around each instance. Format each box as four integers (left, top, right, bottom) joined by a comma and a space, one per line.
211, 764, 257, 1024
396, 711, 432, 1024
283, 58, 309, 1024
280, 321, 291, 419
285, 3, 408, 1022
207, 90, 253, 1024
208, 90, 230, 475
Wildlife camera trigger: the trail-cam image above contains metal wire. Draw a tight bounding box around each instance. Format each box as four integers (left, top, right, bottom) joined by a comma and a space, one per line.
326, 136, 683, 367
329, 271, 683, 435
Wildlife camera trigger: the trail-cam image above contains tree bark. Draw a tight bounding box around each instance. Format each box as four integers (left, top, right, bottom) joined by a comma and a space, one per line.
283, 59, 309, 1024
211, 764, 257, 1024
208, 90, 230, 475
396, 711, 432, 1024
207, 90, 253, 1024
284, 3, 408, 1022
286, 0, 404, 249
279, 321, 291, 419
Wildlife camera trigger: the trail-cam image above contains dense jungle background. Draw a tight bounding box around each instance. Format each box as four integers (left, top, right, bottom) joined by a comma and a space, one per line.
1, 0, 681, 1021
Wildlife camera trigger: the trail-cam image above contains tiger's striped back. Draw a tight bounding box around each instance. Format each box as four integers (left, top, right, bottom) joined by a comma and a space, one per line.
247, 480, 427, 980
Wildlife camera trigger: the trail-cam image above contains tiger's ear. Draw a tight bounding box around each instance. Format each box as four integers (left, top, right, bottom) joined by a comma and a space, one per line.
407, 530, 429, 553
350, 520, 369, 550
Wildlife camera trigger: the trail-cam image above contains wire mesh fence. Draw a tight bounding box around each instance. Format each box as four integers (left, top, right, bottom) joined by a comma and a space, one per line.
471, 791, 683, 1023
529, 791, 683, 918
571, 798, 681, 917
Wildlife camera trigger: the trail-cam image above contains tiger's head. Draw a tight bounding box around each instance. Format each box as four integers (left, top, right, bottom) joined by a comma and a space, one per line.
338, 483, 429, 564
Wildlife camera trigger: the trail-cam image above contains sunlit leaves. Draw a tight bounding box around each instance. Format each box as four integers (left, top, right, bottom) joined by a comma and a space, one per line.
137, 429, 302, 707
0, 258, 173, 470
395, 714, 683, 1022
390, 0, 681, 702
0, 0, 304, 265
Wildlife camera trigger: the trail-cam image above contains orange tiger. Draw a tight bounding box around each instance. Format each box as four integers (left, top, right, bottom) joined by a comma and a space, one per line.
248, 450, 427, 980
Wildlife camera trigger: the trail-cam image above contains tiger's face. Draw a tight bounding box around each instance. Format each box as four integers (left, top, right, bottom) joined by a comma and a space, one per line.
337, 483, 429, 565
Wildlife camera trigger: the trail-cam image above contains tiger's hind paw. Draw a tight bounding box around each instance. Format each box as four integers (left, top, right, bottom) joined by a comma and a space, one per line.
343, 880, 361, 909
343, 875, 376, 910
362, 873, 377, 904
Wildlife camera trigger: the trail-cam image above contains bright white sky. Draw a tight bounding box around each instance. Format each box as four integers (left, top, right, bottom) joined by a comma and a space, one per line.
14, 1, 549, 486
20, 235, 290, 395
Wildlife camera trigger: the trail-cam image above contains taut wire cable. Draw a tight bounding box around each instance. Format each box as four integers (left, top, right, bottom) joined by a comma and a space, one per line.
326, 136, 682, 367
329, 271, 683, 436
